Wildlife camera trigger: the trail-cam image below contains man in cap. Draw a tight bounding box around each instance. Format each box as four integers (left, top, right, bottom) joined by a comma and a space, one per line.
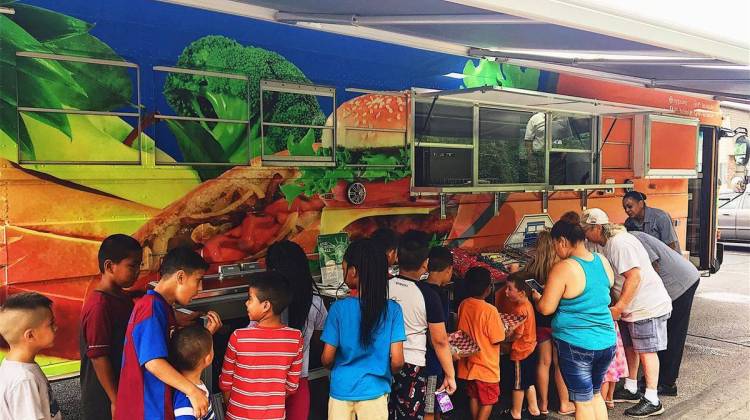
580, 208, 672, 418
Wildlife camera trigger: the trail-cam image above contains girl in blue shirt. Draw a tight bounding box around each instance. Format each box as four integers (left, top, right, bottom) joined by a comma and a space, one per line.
321, 239, 406, 419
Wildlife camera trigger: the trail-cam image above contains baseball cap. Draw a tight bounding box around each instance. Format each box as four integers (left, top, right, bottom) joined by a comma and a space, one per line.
581, 208, 610, 225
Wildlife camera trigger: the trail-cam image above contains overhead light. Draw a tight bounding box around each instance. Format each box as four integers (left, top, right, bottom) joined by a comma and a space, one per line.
0, 6, 15, 14
443, 73, 466, 79
684, 64, 750, 70
479, 47, 704, 62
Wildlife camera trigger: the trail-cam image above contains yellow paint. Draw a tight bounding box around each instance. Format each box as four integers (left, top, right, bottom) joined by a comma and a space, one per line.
0, 351, 81, 379
320, 207, 432, 234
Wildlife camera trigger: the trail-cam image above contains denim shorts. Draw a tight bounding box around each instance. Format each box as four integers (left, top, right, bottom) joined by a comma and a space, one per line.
619, 313, 670, 353
554, 338, 616, 402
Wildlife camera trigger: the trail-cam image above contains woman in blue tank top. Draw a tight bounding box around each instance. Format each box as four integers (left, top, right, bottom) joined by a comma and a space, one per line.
532, 212, 617, 420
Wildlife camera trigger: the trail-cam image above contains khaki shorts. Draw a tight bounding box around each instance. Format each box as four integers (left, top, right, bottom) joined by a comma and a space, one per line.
329, 394, 388, 420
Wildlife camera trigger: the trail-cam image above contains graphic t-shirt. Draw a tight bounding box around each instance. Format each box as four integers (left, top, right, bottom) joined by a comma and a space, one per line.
80, 289, 133, 420
0, 360, 62, 420
173, 382, 216, 420
321, 298, 406, 401
115, 290, 176, 420
388, 275, 446, 366
456, 297, 505, 383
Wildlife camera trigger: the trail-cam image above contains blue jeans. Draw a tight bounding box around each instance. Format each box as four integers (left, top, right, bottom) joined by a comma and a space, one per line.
554, 338, 616, 402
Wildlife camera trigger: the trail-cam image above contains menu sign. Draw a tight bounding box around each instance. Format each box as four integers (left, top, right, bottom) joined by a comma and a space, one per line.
317, 233, 349, 288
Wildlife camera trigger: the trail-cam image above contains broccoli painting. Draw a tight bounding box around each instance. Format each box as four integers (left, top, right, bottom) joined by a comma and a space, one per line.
162, 35, 325, 174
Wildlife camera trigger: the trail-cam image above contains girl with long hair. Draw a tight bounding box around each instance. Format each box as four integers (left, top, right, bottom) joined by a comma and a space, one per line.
526, 230, 575, 416
266, 240, 327, 420
321, 239, 406, 419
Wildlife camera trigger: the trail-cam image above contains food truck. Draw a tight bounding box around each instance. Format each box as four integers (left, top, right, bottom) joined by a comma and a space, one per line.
0, 0, 725, 408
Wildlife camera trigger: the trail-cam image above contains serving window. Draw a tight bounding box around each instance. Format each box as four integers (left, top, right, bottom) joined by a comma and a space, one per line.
412, 98, 596, 190
479, 108, 545, 185
16, 52, 141, 164
548, 114, 595, 186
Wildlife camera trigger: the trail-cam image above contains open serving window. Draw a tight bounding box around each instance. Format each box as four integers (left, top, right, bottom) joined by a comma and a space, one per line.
410, 86, 668, 194
633, 114, 700, 178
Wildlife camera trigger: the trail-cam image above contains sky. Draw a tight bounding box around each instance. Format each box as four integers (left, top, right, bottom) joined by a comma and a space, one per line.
569, 0, 750, 48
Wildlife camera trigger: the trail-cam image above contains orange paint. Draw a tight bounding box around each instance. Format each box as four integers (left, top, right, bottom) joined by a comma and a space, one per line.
557, 74, 721, 125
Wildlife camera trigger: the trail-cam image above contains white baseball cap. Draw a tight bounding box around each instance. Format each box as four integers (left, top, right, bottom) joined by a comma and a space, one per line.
581, 208, 610, 225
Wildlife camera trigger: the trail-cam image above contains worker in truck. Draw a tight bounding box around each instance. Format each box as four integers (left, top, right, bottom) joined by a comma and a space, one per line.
622, 191, 681, 252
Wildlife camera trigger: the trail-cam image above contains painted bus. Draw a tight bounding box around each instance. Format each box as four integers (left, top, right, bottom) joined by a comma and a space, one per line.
0, 0, 724, 387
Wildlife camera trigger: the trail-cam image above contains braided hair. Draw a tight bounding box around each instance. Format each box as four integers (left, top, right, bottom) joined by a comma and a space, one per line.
344, 239, 389, 347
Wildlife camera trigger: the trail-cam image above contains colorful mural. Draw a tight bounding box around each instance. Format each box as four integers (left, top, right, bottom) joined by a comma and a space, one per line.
0, 0, 719, 376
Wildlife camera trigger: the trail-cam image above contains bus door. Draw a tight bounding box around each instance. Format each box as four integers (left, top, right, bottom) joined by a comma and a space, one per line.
687, 125, 723, 272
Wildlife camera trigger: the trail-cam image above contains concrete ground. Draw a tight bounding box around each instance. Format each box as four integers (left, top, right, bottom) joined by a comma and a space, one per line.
52, 248, 750, 419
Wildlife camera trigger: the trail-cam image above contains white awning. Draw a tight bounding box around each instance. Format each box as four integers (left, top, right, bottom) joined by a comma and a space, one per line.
414, 86, 670, 115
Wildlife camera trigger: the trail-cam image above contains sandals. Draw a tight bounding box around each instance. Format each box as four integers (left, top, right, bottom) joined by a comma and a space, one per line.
605, 400, 615, 410
558, 408, 576, 417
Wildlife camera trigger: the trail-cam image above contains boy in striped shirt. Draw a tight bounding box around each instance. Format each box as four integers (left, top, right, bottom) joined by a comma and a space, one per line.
219, 271, 304, 420
169, 325, 216, 420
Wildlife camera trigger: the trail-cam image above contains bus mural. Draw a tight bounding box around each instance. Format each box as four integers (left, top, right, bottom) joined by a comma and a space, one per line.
0, 0, 721, 378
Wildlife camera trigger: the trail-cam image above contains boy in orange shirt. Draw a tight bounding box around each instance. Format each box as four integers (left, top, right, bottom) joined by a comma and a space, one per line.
457, 267, 505, 420
495, 272, 544, 420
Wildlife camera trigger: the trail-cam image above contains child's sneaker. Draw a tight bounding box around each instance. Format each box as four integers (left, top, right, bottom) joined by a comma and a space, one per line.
613, 387, 643, 403
624, 397, 665, 418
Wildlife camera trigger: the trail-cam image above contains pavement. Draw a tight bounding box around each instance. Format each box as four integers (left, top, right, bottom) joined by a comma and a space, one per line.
52, 248, 750, 420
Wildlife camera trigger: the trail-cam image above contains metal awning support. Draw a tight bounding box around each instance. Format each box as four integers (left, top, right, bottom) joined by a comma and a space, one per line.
414, 86, 670, 116
275, 12, 544, 26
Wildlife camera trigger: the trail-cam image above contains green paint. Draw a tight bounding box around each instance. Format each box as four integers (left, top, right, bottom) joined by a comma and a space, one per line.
461, 59, 541, 91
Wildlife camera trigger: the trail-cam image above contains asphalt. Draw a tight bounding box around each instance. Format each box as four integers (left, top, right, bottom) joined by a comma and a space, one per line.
52, 248, 750, 420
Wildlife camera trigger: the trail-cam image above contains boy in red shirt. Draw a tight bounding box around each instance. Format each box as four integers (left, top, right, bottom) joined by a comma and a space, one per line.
80, 234, 142, 420
220, 271, 304, 420
495, 272, 543, 420
457, 267, 505, 420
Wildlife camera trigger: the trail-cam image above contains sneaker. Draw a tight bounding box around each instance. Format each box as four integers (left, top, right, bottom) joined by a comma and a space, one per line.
613, 387, 643, 403
624, 397, 665, 417
657, 383, 678, 396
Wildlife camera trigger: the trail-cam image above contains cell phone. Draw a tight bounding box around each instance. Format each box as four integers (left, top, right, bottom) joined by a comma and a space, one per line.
524, 278, 544, 294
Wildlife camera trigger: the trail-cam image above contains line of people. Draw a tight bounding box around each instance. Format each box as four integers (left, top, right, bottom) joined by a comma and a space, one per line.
0, 190, 698, 420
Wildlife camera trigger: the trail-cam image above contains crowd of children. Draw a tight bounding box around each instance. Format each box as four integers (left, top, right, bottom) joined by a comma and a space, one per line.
0, 207, 691, 420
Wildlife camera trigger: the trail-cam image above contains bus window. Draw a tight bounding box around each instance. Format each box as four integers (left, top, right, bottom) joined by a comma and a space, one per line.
478, 108, 545, 185
16, 52, 141, 164
153, 67, 252, 167
549, 114, 594, 185
260, 80, 335, 165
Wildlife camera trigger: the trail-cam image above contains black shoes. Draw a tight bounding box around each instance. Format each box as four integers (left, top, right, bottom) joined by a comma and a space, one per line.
613, 387, 643, 403
624, 397, 665, 418
657, 383, 678, 396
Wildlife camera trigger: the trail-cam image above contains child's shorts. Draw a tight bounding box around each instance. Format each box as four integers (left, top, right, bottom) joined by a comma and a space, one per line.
619, 313, 670, 353
424, 374, 444, 414
466, 379, 500, 406
389, 363, 427, 419
501, 352, 537, 391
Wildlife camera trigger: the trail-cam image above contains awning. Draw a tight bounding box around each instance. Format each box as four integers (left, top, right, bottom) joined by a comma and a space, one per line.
160, 0, 750, 102
415, 86, 671, 116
